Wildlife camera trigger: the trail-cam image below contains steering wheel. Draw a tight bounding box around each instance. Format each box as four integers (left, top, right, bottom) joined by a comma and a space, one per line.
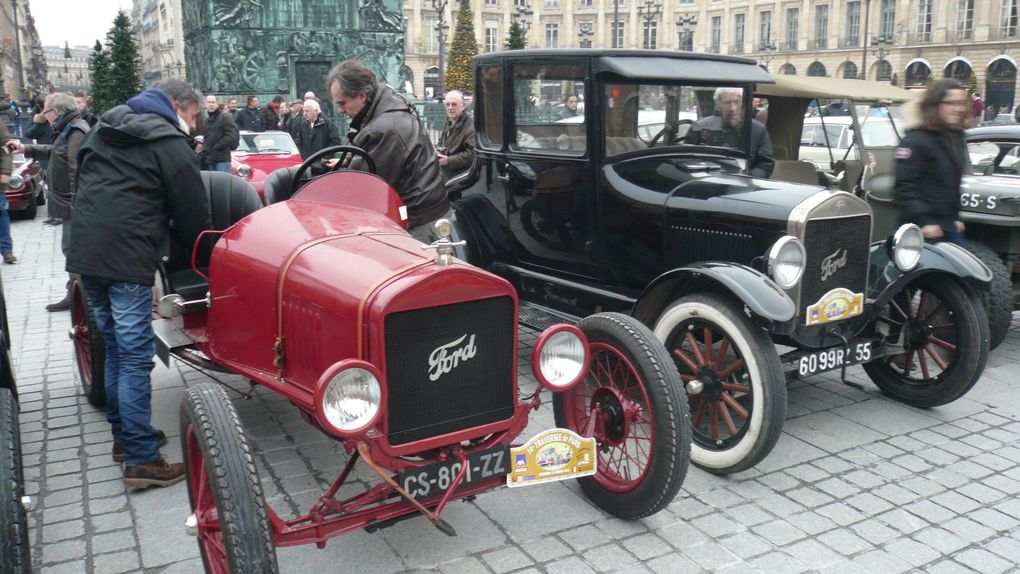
290, 145, 377, 197
650, 119, 695, 147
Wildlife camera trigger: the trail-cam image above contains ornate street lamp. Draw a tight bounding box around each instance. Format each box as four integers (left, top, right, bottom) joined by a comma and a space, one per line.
430, 0, 450, 99
676, 14, 697, 52
758, 32, 776, 69
514, 3, 534, 45
637, 0, 661, 49
578, 21, 593, 48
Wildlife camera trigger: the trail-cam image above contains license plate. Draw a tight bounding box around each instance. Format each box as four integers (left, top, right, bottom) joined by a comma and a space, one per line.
398, 445, 510, 499
797, 342, 872, 377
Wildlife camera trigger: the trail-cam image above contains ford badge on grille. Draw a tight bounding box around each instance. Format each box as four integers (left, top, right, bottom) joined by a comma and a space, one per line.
428, 334, 478, 381
820, 248, 848, 282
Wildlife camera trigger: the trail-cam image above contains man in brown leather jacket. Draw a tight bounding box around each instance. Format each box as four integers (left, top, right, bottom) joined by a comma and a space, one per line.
326, 60, 448, 241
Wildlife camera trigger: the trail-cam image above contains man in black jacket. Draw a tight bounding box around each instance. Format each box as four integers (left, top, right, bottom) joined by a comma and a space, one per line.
6, 92, 91, 309
328, 60, 447, 241
67, 79, 211, 488
235, 95, 265, 132
199, 95, 238, 172
295, 99, 340, 161
436, 90, 477, 200
690, 87, 774, 178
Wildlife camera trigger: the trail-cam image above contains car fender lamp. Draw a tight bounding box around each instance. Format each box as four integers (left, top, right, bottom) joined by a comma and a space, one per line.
532, 324, 589, 391
314, 360, 384, 437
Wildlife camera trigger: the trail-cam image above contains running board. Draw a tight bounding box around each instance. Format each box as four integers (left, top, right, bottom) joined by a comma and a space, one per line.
518, 301, 580, 331
152, 318, 195, 367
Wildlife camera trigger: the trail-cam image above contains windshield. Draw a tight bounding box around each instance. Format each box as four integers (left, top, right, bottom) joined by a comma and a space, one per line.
603, 83, 748, 157
236, 133, 298, 154
854, 104, 905, 147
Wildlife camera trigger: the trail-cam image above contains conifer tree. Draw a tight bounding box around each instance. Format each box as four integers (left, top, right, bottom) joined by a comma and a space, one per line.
505, 20, 526, 50
106, 11, 143, 108
445, 0, 478, 94
88, 40, 114, 115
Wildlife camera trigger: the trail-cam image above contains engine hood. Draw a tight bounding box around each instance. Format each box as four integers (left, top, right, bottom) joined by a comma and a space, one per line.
664, 175, 822, 225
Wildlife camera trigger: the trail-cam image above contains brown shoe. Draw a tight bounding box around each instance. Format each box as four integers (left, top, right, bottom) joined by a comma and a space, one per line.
2, 252, 16, 264
123, 457, 186, 488
112, 430, 167, 462
45, 297, 71, 312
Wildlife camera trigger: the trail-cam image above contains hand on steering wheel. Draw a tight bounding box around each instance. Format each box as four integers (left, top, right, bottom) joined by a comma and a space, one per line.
290, 145, 377, 197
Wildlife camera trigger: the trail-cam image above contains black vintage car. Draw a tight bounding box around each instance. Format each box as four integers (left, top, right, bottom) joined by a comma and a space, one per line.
452, 49, 993, 474
0, 271, 29, 573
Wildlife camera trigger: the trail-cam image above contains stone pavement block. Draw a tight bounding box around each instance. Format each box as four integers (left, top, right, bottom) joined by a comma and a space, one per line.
784, 486, 834, 509
912, 526, 970, 554
545, 556, 596, 574
849, 519, 899, 545
39, 561, 87, 574
844, 492, 893, 515
135, 506, 200, 569
474, 482, 604, 543
750, 435, 826, 474
834, 399, 941, 435
41, 487, 85, 508
521, 536, 571, 563
690, 513, 744, 538
985, 535, 1020, 563
871, 483, 920, 506
883, 537, 942, 567
815, 502, 866, 526
783, 538, 842, 569
40, 538, 86, 565
748, 550, 809, 574
559, 524, 610, 551
383, 503, 508, 569
783, 412, 885, 454
619, 533, 672, 561
723, 503, 774, 528
904, 499, 958, 523
656, 521, 709, 551
580, 543, 638, 572
751, 520, 807, 546
754, 471, 800, 492
954, 547, 1013, 574
941, 516, 995, 542
438, 556, 489, 574
92, 550, 140, 574
754, 494, 807, 518
41, 519, 85, 543
481, 546, 532, 573
784, 510, 838, 536
875, 508, 927, 535
817, 528, 873, 555
965, 507, 1019, 533
851, 549, 913, 573
682, 540, 741, 571
90, 529, 136, 555
645, 553, 705, 574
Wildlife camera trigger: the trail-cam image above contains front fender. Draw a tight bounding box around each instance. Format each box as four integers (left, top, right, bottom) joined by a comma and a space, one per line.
868, 240, 992, 309
633, 262, 797, 333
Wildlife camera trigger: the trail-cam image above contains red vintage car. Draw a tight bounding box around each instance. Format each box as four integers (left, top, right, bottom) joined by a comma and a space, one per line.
6, 154, 44, 220
69, 146, 691, 573
230, 130, 303, 203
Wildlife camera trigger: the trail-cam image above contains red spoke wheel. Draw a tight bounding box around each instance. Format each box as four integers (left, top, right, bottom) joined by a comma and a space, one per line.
654, 294, 786, 475
181, 383, 278, 574
864, 276, 988, 407
553, 313, 690, 519
70, 279, 107, 407
0, 388, 30, 574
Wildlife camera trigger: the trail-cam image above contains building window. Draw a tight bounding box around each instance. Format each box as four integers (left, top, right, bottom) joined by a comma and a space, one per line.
814, 5, 828, 49
612, 21, 625, 48
845, 1, 860, 46
876, 59, 892, 82
425, 17, 440, 54
734, 13, 745, 53
579, 0, 591, 6
711, 16, 721, 53
545, 22, 559, 48
785, 9, 798, 50
678, 25, 694, 51
579, 22, 593, 47
915, 0, 933, 42
955, 0, 974, 39
843, 61, 858, 79
879, 0, 896, 40
1000, 0, 1019, 38
643, 20, 657, 49
515, 0, 526, 6
485, 21, 499, 52
758, 10, 772, 49
485, 0, 496, 5
545, 0, 558, 7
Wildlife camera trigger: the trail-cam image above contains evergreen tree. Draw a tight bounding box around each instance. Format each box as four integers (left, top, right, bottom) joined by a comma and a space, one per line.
445, 0, 478, 94
88, 40, 114, 115
105, 10, 143, 109
505, 20, 526, 50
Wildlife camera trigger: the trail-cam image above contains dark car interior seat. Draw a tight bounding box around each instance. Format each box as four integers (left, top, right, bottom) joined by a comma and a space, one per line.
262, 165, 302, 205
162, 172, 262, 300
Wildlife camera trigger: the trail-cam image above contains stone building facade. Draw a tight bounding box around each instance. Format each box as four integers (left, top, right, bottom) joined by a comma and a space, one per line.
43, 44, 90, 94
132, 0, 188, 85
1, 0, 46, 99
403, 0, 1020, 110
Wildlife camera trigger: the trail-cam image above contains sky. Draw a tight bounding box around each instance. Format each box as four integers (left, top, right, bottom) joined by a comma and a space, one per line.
31, 0, 128, 49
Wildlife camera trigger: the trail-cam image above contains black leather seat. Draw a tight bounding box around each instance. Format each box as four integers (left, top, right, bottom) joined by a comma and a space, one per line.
263, 165, 301, 205
163, 171, 263, 300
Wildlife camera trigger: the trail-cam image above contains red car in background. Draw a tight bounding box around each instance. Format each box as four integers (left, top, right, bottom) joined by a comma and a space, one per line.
231, 130, 302, 203
6, 154, 44, 220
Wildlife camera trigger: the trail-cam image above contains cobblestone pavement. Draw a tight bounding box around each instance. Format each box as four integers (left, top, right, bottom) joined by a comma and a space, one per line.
8, 215, 1020, 574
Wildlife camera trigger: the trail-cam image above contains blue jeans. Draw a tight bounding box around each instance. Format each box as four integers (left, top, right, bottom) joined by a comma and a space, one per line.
0, 192, 10, 254
81, 276, 160, 466
206, 162, 231, 173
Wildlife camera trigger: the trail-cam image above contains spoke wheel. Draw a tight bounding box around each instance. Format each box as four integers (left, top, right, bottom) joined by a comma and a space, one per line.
181, 383, 277, 574
553, 313, 690, 519
71, 279, 106, 407
964, 241, 1012, 350
864, 276, 988, 407
654, 294, 786, 475
0, 388, 30, 574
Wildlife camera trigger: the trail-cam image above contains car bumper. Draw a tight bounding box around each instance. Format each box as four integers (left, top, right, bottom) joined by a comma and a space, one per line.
5, 188, 33, 211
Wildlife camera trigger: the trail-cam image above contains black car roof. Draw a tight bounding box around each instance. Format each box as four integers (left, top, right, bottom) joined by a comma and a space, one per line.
966, 125, 1020, 141
474, 49, 774, 85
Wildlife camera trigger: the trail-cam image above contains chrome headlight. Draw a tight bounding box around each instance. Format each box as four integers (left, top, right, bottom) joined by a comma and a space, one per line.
767, 236, 806, 289
891, 223, 923, 272
236, 164, 252, 179
317, 361, 382, 435
532, 325, 588, 391
7, 174, 23, 189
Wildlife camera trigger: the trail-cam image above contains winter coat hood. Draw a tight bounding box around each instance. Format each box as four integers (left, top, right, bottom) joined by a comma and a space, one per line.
96, 89, 185, 148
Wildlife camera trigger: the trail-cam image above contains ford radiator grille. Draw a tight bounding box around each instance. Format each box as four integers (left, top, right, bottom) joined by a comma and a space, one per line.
801, 216, 870, 311
384, 297, 516, 445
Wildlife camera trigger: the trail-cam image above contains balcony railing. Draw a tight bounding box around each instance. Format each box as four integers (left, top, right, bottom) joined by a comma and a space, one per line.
991, 27, 1020, 40
780, 40, 798, 51
731, 43, 744, 54
707, 45, 721, 54
911, 32, 931, 44
807, 39, 827, 50
838, 36, 860, 48
951, 29, 973, 41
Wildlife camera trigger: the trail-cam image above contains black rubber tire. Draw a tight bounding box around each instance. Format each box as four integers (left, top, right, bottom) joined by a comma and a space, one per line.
20, 196, 36, 220
553, 312, 690, 519
0, 387, 30, 574
71, 279, 107, 407
181, 383, 278, 574
35, 186, 44, 206
653, 293, 787, 475
965, 241, 1012, 350
864, 276, 988, 408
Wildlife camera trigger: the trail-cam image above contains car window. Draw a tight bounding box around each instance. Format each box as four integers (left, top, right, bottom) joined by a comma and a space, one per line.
603, 83, 740, 157
968, 141, 1020, 175
237, 133, 299, 154
478, 64, 503, 149
511, 63, 586, 154
855, 104, 902, 147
